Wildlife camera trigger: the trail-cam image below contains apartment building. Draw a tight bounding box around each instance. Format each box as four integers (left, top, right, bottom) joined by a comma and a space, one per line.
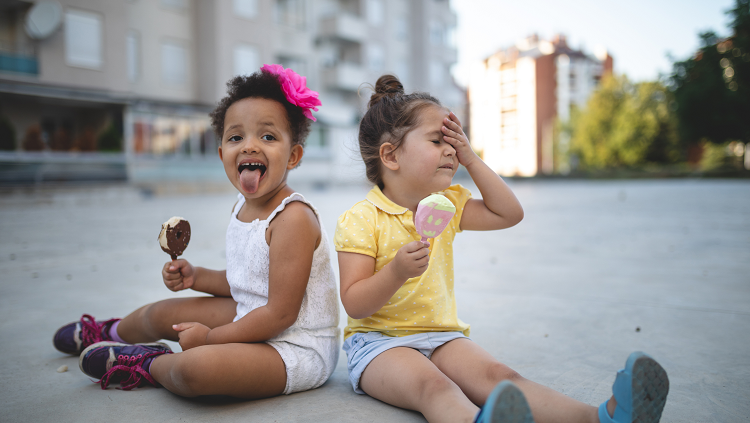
469, 34, 612, 176
0, 0, 463, 184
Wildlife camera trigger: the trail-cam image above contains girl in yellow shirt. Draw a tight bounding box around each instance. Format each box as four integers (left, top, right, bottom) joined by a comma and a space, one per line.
334, 75, 669, 423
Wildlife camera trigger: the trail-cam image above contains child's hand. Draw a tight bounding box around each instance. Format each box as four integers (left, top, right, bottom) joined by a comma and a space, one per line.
390, 240, 430, 281
173, 322, 210, 351
162, 259, 195, 291
442, 111, 479, 168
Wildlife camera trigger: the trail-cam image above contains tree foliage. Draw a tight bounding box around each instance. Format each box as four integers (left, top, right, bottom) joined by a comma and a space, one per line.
568, 75, 679, 169
669, 0, 750, 145
97, 124, 123, 152
0, 116, 16, 151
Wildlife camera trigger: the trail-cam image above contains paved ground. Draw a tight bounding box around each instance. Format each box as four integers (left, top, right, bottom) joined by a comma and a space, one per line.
0, 178, 748, 423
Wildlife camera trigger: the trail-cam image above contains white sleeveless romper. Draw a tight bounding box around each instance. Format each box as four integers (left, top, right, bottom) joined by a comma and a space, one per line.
226, 193, 340, 394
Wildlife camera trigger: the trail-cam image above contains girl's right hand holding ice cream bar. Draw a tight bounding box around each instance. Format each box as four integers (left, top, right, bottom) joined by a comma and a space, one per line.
390, 240, 431, 281
162, 259, 196, 292
387, 193, 457, 282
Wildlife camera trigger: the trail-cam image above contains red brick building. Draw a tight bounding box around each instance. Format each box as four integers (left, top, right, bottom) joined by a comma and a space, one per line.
469, 34, 613, 176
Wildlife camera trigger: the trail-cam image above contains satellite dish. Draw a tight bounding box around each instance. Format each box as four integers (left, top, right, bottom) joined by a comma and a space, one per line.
25, 1, 63, 40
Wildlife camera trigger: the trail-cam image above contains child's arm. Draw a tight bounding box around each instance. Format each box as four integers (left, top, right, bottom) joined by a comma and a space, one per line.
339, 240, 429, 319
162, 261, 231, 297
175, 202, 320, 349
442, 111, 524, 231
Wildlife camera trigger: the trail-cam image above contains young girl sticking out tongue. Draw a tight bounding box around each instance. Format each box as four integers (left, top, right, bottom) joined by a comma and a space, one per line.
334, 75, 669, 423
53, 65, 340, 399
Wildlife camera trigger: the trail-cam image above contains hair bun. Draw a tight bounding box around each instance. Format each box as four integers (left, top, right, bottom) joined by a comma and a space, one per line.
368, 75, 404, 108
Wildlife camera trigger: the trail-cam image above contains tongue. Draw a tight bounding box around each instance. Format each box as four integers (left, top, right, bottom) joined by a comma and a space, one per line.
240, 169, 261, 193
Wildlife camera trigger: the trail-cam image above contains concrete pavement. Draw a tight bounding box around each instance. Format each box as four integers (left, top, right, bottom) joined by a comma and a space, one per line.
1, 178, 748, 422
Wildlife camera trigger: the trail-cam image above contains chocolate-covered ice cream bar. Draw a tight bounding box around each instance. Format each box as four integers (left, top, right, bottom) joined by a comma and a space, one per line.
158, 216, 191, 260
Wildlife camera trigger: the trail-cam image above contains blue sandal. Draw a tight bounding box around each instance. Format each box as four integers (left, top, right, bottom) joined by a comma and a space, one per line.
598, 351, 669, 423
476, 380, 535, 423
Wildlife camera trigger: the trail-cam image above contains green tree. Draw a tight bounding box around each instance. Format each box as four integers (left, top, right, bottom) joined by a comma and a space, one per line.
0, 116, 16, 151
568, 75, 678, 169
669, 0, 750, 146
97, 124, 123, 152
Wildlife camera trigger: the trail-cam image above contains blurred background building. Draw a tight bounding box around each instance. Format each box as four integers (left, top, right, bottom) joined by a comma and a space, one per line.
469, 34, 612, 176
0, 0, 463, 185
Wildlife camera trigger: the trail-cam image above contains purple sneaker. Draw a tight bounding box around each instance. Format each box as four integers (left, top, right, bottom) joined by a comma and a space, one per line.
53, 314, 121, 355
79, 341, 172, 390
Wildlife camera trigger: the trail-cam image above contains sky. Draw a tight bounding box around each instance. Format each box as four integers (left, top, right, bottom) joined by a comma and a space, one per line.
450, 0, 737, 88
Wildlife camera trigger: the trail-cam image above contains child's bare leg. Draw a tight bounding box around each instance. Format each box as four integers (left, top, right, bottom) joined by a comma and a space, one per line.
430, 338, 601, 423
116, 297, 237, 343
359, 347, 479, 423
149, 342, 286, 398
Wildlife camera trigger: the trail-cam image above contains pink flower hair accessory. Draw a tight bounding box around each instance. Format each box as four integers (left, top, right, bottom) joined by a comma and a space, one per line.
261, 64, 322, 121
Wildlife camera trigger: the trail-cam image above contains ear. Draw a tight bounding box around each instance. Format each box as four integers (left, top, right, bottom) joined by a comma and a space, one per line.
379, 142, 400, 171
218, 144, 223, 161
287, 144, 304, 169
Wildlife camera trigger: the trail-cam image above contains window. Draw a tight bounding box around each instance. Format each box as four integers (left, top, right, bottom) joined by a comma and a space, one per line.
160, 0, 187, 11
233, 0, 258, 19
64, 10, 102, 69
306, 125, 328, 149
126, 31, 139, 82
367, 0, 384, 27
234, 44, 259, 76
131, 113, 211, 156
275, 0, 306, 29
161, 40, 187, 85
367, 44, 384, 72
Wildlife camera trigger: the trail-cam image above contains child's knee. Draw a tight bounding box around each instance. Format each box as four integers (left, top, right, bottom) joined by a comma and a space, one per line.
167, 355, 203, 397
141, 301, 176, 335
486, 361, 522, 383
136, 303, 160, 335
417, 372, 462, 403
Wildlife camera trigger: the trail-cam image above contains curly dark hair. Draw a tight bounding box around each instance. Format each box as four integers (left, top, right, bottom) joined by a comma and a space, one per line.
209, 71, 312, 146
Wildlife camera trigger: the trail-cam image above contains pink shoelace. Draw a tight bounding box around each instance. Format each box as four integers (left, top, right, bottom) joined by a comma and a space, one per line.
79, 314, 120, 347
98, 350, 171, 390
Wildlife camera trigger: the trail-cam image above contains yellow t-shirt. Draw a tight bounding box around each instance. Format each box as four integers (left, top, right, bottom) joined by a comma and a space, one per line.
334, 184, 472, 339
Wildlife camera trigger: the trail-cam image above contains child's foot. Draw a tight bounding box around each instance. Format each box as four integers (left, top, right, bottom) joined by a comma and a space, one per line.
53, 314, 121, 355
79, 341, 172, 390
475, 380, 535, 423
598, 351, 669, 423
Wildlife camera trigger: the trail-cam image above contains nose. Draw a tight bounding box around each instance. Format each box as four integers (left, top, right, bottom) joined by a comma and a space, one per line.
241, 137, 259, 154
444, 142, 456, 156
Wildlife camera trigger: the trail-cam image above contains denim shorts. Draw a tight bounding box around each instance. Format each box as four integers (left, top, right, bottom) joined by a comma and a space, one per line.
342, 331, 468, 394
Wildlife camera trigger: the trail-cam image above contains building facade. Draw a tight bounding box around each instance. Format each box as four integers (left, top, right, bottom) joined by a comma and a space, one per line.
469, 34, 612, 176
0, 0, 463, 185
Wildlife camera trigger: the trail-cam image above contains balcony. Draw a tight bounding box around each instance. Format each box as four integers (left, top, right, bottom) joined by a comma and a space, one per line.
0, 53, 38, 76
321, 62, 367, 92
318, 14, 366, 43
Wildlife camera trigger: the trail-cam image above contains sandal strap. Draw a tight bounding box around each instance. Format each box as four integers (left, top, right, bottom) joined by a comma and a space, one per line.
598, 400, 616, 423
612, 368, 634, 420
